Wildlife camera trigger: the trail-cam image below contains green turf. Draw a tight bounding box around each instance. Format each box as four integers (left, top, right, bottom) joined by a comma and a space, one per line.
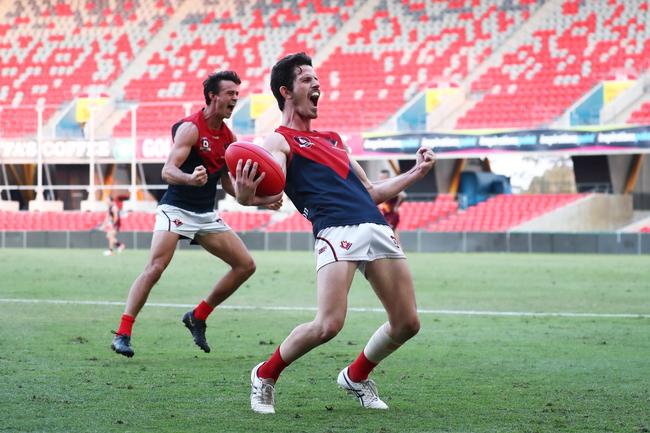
0, 249, 649, 433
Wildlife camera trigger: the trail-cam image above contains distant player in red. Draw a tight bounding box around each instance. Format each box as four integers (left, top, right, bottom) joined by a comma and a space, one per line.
103, 196, 125, 256
378, 169, 407, 238
111, 71, 281, 358
232, 53, 435, 413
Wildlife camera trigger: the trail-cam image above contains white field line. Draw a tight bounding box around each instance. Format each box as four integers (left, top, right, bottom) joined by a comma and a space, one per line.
0, 298, 648, 318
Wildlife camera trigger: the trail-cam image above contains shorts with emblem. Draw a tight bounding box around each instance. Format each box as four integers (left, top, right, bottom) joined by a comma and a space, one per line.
314, 223, 405, 273
154, 204, 230, 240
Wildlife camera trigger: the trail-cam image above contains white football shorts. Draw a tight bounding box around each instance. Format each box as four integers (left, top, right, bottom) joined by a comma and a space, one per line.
314, 223, 405, 273
154, 204, 231, 240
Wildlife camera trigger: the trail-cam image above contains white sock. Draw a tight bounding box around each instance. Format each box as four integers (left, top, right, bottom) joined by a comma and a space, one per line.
363, 322, 403, 363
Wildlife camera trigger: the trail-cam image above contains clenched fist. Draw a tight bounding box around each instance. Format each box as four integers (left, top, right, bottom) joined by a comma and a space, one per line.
190, 165, 208, 186
414, 147, 436, 179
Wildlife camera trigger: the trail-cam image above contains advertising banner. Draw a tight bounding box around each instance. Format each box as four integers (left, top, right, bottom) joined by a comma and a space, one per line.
362, 125, 650, 159
2, 125, 650, 163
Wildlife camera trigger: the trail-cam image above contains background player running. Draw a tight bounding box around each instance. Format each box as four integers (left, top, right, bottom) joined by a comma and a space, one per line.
111, 71, 281, 358
103, 196, 125, 256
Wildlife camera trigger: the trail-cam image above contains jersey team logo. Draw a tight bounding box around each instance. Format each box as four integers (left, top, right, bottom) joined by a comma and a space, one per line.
173, 218, 183, 227
200, 137, 211, 152
390, 235, 400, 248
294, 136, 313, 148
340, 240, 352, 250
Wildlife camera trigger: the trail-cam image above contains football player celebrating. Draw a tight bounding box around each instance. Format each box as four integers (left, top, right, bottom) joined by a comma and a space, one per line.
232, 53, 435, 413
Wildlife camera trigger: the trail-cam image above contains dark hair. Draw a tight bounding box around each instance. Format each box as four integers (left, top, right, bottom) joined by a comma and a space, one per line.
270, 52, 313, 111
203, 70, 241, 105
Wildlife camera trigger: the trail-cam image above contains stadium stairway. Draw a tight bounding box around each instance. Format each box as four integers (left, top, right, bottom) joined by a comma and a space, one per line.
426, 0, 559, 130
111, 0, 366, 137
0, 0, 183, 138
597, 70, 650, 125
314, 0, 544, 132
616, 210, 650, 233
96, 0, 199, 138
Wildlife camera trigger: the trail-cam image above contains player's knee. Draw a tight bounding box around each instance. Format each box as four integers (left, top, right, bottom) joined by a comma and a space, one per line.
315, 317, 344, 342
235, 258, 256, 279
400, 316, 421, 340
144, 261, 167, 282
392, 315, 420, 342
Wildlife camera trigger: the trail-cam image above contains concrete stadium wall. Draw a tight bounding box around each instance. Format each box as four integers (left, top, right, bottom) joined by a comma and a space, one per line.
2, 230, 649, 255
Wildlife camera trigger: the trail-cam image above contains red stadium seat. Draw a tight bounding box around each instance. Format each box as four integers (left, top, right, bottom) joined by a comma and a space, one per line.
266, 212, 312, 232
457, 0, 650, 129
0, 0, 178, 137
628, 102, 650, 124
427, 194, 586, 232
112, 1, 362, 137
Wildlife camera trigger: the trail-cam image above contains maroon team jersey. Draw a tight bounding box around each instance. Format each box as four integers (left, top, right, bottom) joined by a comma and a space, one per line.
276, 126, 386, 237
159, 109, 235, 213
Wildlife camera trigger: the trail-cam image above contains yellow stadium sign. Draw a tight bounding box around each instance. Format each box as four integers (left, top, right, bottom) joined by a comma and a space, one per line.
75, 97, 109, 123
425, 87, 461, 113
250, 94, 275, 119
603, 80, 634, 104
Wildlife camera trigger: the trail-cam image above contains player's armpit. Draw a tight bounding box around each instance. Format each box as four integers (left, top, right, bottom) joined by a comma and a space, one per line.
262, 132, 290, 175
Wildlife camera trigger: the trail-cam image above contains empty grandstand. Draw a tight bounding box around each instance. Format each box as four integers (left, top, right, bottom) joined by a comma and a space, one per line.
1, 0, 650, 253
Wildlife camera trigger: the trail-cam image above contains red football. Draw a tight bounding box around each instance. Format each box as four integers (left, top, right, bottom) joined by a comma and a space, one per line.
225, 141, 285, 196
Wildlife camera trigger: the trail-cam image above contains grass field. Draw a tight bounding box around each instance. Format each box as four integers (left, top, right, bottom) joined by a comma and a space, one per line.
1, 248, 649, 433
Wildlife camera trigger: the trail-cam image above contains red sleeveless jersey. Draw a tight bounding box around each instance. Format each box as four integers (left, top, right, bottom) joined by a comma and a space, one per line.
159, 109, 235, 212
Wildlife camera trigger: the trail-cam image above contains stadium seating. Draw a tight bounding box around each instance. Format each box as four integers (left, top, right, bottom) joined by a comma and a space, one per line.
0, 0, 179, 137
220, 210, 273, 232
315, 0, 541, 132
4, 0, 646, 136
0, 211, 104, 230
427, 193, 584, 232
640, 226, 650, 233
118, 209, 273, 232
265, 195, 459, 232
397, 195, 458, 230
113, 0, 362, 137
0, 209, 272, 232
457, 0, 650, 129
265, 211, 312, 232
628, 102, 650, 124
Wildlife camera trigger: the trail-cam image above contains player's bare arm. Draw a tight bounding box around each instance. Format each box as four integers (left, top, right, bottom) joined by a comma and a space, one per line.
261, 131, 290, 174
353, 147, 436, 204
230, 133, 289, 206
161, 122, 207, 186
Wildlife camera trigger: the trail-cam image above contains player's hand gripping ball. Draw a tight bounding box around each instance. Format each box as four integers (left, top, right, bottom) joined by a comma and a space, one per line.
225, 141, 285, 196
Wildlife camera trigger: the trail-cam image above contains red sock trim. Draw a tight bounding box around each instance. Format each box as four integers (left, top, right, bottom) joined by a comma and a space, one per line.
193, 300, 214, 321
257, 346, 288, 382
347, 351, 377, 382
117, 314, 135, 337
